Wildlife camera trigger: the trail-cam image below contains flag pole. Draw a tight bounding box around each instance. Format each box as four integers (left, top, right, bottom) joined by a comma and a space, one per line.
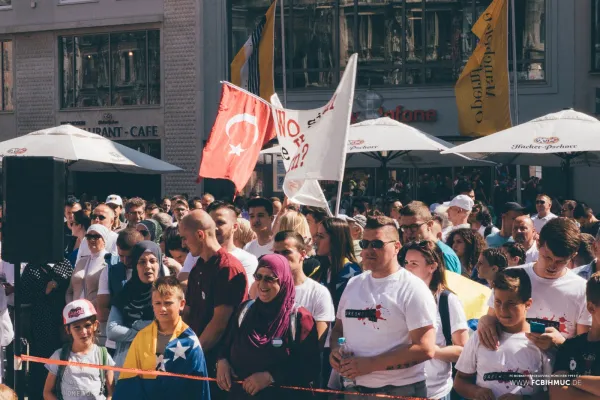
510, 0, 522, 204
279, 0, 288, 107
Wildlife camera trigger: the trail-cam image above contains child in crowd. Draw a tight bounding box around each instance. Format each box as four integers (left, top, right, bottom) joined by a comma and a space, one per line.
475, 248, 509, 287
454, 269, 552, 399
114, 276, 210, 400
501, 242, 526, 267
43, 299, 115, 400
551, 272, 600, 399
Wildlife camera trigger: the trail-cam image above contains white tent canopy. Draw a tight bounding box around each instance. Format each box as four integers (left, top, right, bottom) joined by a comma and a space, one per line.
441, 109, 600, 167
0, 125, 182, 174
263, 117, 492, 168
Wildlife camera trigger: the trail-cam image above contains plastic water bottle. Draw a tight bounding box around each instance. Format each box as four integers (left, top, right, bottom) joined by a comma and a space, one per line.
338, 337, 355, 386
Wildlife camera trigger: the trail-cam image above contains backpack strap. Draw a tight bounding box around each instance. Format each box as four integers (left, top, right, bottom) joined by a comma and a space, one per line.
237, 299, 256, 327
438, 290, 453, 347
98, 345, 107, 395
54, 343, 72, 400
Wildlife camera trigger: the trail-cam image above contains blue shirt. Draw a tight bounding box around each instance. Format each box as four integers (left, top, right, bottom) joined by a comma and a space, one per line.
485, 232, 513, 248
436, 240, 461, 274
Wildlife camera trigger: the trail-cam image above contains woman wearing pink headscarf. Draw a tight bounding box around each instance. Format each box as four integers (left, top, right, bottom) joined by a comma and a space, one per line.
216, 254, 319, 400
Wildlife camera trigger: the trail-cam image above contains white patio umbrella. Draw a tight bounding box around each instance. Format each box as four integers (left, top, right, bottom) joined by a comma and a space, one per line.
0, 125, 182, 173
441, 109, 600, 167
263, 117, 493, 168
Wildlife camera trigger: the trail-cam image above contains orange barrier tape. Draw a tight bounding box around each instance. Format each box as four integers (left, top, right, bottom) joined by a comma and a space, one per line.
18, 354, 428, 399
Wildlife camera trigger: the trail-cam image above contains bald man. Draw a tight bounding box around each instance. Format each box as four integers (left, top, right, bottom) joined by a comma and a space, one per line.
178, 210, 248, 370
512, 215, 539, 263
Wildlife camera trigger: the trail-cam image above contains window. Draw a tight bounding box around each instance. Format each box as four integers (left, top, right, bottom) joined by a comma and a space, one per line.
593, 0, 600, 71
231, 0, 546, 89
0, 41, 13, 111
60, 30, 160, 109
0, 0, 11, 7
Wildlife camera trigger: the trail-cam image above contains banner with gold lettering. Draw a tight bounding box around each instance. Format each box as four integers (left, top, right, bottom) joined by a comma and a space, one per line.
455, 0, 511, 136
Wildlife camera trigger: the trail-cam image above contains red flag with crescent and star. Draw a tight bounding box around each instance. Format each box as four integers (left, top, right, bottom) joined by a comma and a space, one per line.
197, 82, 275, 192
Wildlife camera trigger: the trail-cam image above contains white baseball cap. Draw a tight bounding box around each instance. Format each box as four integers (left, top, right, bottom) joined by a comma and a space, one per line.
106, 194, 123, 207
448, 194, 474, 212
63, 299, 97, 325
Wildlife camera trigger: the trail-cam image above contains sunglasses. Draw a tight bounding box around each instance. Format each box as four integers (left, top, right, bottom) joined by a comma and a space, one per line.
399, 221, 429, 233
90, 214, 107, 221
535, 200, 546, 205
359, 239, 396, 249
85, 234, 103, 241
139, 230, 150, 237
253, 272, 279, 284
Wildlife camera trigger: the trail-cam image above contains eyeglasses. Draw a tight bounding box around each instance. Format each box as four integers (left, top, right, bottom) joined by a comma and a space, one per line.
399, 221, 429, 233
253, 272, 279, 284
90, 214, 106, 221
139, 230, 150, 237
359, 239, 396, 249
535, 200, 546, 205
85, 234, 103, 241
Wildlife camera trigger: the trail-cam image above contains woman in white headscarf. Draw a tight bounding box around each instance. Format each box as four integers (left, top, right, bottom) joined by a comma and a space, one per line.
66, 224, 110, 344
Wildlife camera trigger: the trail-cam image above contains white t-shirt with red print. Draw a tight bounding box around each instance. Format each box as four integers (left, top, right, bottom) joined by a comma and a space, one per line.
487, 263, 591, 338
456, 331, 552, 398
337, 268, 437, 388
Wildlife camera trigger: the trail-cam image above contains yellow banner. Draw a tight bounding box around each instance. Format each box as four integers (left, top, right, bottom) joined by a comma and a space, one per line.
455, 0, 511, 137
231, 1, 276, 101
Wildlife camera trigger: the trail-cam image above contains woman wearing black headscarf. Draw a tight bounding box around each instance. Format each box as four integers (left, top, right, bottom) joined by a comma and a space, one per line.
216, 254, 320, 400
107, 241, 166, 374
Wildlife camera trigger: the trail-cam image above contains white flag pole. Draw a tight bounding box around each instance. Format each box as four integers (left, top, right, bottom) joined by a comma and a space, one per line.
510, 0, 522, 203
279, 0, 287, 107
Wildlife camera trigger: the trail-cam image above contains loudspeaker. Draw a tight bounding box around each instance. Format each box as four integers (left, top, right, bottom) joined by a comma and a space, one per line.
2, 156, 66, 264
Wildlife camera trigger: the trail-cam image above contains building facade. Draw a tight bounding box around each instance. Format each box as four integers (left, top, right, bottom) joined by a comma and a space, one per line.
216, 0, 578, 203
0, 0, 595, 205
0, 0, 207, 200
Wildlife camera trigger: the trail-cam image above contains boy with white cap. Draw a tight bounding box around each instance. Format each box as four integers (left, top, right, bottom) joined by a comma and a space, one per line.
442, 195, 474, 241
44, 299, 115, 400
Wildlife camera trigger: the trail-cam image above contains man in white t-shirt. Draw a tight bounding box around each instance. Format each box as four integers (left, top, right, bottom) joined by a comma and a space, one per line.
208, 201, 258, 290
442, 195, 474, 241
243, 198, 274, 259
478, 217, 591, 353
273, 230, 334, 344
330, 216, 436, 398
77, 204, 118, 263
531, 194, 557, 233
512, 215, 539, 263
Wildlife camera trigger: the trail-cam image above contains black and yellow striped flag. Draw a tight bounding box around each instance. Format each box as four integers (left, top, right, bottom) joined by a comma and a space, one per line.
231, 0, 276, 101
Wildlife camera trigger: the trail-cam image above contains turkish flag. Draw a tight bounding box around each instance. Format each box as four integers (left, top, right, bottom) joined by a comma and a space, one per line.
198, 83, 275, 192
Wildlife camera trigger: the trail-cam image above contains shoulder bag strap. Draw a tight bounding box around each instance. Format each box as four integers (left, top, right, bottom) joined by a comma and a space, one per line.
439, 290, 453, 346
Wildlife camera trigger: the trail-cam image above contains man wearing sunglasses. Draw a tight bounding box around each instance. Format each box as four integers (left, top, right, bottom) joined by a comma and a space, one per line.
531, 194, 557, 233
399, 202, 462, 274
441, 194, 474, 241
330, 216, 437, 399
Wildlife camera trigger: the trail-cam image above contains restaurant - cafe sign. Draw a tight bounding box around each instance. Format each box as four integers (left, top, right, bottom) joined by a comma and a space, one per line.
60, 113, 160, 139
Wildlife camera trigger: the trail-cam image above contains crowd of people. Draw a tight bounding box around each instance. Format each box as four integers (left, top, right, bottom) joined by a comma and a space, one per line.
0, 184, 597, 400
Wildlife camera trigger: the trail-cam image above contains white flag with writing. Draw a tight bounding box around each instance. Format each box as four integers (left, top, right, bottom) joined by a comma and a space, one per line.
270, 94, 331, 213
271, 54, 358, 211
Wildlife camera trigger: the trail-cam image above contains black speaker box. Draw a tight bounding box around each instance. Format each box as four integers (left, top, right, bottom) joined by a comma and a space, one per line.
2, 156, 66, 264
